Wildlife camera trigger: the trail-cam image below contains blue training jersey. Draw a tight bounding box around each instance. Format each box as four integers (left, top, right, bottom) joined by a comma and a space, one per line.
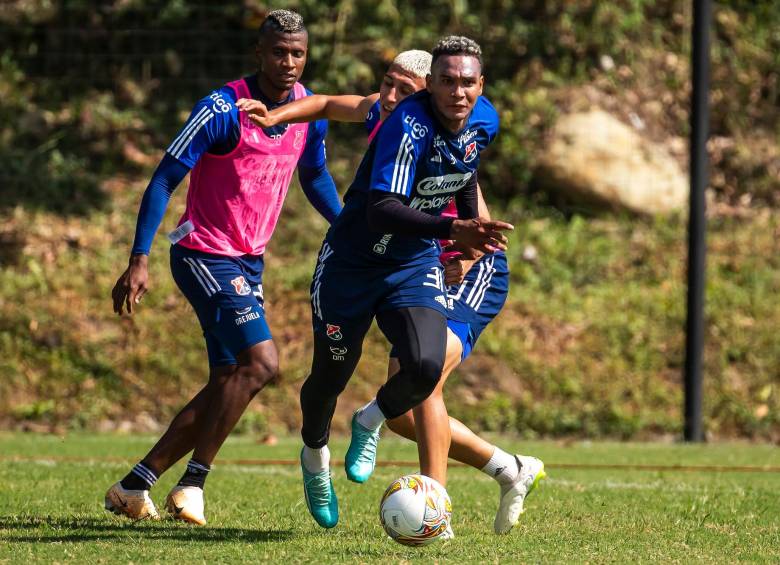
327, 90, 499, 265
165, 76, 328, 169
364, 100, 381, 137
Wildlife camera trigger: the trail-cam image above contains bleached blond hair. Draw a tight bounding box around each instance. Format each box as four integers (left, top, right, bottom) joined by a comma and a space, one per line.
392, 50, 433, 79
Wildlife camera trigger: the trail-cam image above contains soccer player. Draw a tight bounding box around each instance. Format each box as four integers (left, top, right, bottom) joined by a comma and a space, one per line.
104, 10, 341, 526
240, 47, 545, 535
297, 35, 514, 530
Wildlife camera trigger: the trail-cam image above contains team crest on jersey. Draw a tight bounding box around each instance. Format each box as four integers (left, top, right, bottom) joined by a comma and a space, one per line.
457, 129, 478, 147
463, 141, 478, 163
230, 276, 252, 296
326, 323, 343, 340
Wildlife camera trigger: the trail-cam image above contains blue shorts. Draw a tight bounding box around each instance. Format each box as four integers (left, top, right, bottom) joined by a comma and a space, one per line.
170, 244, 272, 367
387, 252, 510, 362
310, 241, 448, 342
445, 252, 510, 360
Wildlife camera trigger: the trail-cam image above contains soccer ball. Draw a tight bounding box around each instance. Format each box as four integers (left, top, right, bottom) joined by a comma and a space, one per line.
379, 474, 452, 546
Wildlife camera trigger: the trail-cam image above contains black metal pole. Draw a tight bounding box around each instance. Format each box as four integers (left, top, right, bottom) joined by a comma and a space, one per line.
684, 0, 711, 442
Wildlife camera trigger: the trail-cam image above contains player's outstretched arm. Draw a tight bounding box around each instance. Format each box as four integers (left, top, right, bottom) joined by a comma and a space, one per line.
236, 94, 379, 128
366, 191, 513, 255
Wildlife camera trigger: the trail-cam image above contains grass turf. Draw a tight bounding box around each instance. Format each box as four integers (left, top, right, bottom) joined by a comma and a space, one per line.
0, 433, 778, 563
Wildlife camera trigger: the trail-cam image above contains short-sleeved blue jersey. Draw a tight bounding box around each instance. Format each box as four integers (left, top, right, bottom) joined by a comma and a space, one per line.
165, 76, 328, 170
327, 90, 499, 265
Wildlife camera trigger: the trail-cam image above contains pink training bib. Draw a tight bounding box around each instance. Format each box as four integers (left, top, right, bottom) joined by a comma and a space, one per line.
176, 79, 309, 256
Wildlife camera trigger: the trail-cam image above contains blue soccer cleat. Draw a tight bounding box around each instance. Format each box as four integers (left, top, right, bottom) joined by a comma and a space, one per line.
345, 412, 381, 483
301, 450, 339, 529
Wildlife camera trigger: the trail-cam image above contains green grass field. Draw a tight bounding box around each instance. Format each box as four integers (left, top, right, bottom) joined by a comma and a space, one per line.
1, 434, 778, 563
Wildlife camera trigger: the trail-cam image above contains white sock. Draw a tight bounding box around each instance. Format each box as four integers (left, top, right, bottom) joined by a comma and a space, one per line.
481, 447, 519, 485
302, 445, 330, 473
355, 399, 386, 430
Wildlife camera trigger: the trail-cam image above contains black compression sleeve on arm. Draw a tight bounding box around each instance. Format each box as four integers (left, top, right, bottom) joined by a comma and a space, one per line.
455, 171, 479, 219
366, 191, 455, 239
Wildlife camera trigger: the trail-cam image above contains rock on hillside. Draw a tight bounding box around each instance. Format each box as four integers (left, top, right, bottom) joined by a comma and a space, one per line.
535, 110, 688, 215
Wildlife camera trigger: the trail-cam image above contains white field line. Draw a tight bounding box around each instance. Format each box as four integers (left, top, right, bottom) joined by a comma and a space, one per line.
547, 477, 715, 494
3, 458, 725, 493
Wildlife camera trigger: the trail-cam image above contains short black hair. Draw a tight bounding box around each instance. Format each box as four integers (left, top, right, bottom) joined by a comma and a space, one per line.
431, 35, 483, 70
258, 9, 306, 39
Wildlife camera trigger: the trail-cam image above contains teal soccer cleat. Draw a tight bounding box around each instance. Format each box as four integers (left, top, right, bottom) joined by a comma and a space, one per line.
345, 412, 381, 483
301, 450, 339, 529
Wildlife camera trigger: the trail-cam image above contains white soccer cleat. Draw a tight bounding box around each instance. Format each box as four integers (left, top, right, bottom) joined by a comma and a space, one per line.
104, 482, 160, 520
441, 524, 455, 540
165, 485, 207, 525
494, 455, 546, 534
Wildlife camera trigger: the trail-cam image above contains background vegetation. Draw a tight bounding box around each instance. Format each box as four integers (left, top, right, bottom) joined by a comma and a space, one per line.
0, 1, 777, 440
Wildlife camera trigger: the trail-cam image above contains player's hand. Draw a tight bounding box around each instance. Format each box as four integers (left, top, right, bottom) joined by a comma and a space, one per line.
443, 256, 477, 286
236, 98, 275, 128
446, 240, 485, 261
111, 254, 149, 315
450, 218, 514, 254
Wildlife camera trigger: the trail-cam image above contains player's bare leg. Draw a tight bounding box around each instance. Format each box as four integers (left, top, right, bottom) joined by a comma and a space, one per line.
409, 329, 461, 486
142, 365, 234, 473
191, 340, 278, 464
163, 340, 278, 525
105, 365, 233, 521
109, 340, 277, 524
386, 331, 546, 534
386, 335, 493, 469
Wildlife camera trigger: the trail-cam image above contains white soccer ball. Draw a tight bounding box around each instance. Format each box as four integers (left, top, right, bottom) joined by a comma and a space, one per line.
379, 474, 452, 546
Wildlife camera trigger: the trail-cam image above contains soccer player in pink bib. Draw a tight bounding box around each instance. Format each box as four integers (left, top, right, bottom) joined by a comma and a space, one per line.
105, 10, 341, 525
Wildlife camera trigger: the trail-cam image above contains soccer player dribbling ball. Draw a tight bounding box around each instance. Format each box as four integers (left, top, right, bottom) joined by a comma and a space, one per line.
105, 10, 341, 525
296, 35, 514, 531
240, 43, 545, 536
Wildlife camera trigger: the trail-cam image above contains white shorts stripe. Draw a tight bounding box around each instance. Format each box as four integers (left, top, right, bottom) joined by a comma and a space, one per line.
468, 256, 494, 309
183, 257, 215, 296
465, 260, 486, 306
196, 259, 221, 291
472, 257, 497, 311
167, 106, 209, 155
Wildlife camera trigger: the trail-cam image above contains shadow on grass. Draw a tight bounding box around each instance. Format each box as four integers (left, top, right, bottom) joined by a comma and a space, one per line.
0, 515, 293, 544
